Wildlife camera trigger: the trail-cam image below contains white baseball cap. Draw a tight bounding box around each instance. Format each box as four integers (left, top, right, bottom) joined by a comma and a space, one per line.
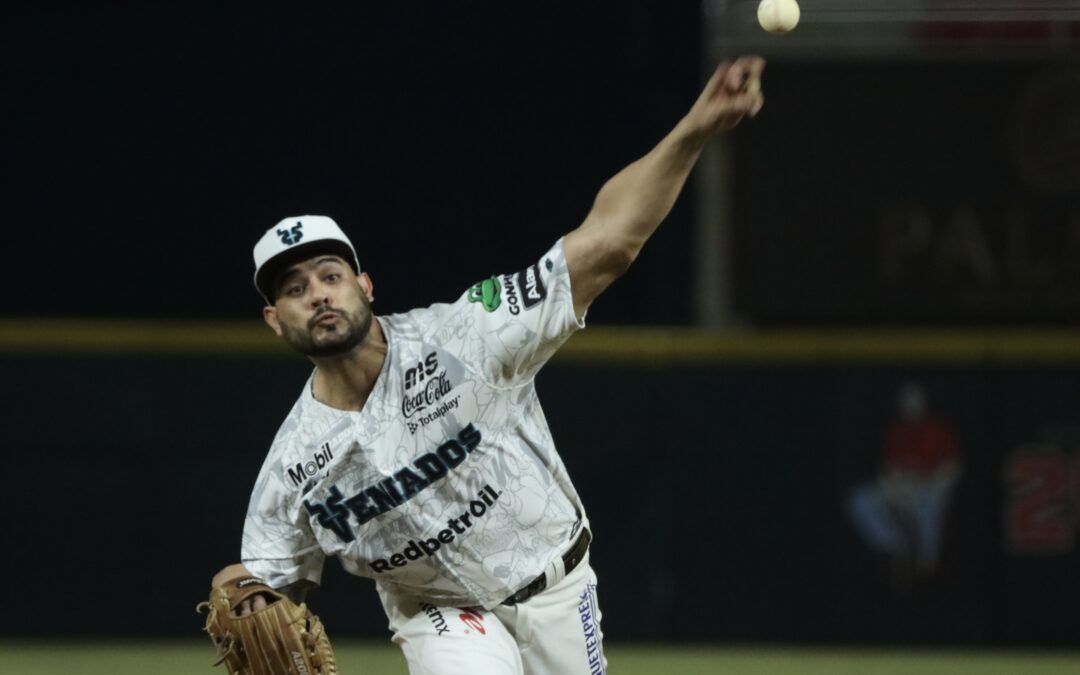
253, 215, 362, 303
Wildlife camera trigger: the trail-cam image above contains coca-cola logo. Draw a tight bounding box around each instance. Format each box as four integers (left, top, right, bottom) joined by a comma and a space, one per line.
402, 372, 453, 418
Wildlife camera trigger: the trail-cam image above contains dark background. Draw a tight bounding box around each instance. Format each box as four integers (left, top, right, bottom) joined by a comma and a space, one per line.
4, 0, 1080, 648
3, 1, 700, 323
8, 3, 1078, 325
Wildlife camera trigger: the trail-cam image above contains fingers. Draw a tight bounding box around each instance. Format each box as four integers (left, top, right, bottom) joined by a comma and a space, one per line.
725, 91, 763, 119
252, 594, 269, 612
692, 55, 766, 131
235, 593, 270, 617
724, 60, 747, 91
731, 56, 765, 117
745, 55, 767, 79
706, 56, 765, 118
727, 56, 766, 94
736, 89, 764, 117
704, 56, 764, 97
704, 60, 732, 96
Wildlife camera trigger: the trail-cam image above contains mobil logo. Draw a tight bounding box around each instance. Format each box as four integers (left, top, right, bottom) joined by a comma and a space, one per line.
287, 442, 334, 487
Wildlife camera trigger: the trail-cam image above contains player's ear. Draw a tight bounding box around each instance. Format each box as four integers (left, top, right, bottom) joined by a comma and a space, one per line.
357, 272, 374, 303
263, 305, 284, 336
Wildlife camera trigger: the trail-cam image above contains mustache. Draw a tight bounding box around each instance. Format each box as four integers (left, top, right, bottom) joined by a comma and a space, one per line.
308, 307, 348, 330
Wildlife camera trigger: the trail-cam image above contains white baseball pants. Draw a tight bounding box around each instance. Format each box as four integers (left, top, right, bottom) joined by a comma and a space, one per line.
379, 553, 606, 675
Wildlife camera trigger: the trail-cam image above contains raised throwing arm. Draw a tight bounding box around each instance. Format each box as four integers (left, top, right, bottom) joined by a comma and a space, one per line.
563, 56, 765, 319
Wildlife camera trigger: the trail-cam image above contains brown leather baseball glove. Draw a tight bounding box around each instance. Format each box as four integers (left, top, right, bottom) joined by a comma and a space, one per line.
196, 575, 336, 675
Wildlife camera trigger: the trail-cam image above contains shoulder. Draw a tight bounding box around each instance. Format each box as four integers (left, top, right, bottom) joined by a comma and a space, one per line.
250, 381, 324, 501
382, 239, 569, 332
380, 297, 474, 358
383, 297, 462, 331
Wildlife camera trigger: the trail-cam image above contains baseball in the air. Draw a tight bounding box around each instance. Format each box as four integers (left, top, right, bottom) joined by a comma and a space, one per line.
757, 0, 800, 34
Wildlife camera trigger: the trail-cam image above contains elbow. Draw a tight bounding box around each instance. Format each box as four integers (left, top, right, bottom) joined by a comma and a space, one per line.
582, 212, 648, 277
598, 237, 638, 280
565, 218, 642, 297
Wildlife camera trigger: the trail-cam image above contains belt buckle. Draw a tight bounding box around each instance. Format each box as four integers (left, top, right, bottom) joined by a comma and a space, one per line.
504, 574, 545, 606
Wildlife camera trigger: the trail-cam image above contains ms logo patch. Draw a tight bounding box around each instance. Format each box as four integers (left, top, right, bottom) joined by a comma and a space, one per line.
277, 222, 304, 245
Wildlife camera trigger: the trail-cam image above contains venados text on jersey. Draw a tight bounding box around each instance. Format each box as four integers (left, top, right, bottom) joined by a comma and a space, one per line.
303, 424, 482, 542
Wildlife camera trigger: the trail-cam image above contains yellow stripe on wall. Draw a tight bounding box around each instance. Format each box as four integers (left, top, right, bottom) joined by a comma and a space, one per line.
556, 327, 1080, 365
3, 318, 1080, 364
0, 318, 286, 357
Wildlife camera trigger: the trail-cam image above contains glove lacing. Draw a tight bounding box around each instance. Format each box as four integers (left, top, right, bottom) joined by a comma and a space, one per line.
196, 599, 241, 666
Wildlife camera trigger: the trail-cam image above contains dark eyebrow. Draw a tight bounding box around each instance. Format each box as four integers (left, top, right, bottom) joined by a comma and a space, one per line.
278, 265, 304, 285
274, 256, 348, 295
280, 257, 346, 282
275, 268, 304, 292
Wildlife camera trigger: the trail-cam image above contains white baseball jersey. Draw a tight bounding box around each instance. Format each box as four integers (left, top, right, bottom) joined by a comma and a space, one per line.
242, 239, 588, 610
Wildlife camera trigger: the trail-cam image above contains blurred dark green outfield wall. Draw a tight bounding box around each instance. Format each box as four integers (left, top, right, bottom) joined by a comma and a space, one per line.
4, 325, 1080, 646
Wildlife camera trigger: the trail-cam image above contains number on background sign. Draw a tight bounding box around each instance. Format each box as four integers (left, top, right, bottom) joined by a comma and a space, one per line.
1003, 444, 1076, 554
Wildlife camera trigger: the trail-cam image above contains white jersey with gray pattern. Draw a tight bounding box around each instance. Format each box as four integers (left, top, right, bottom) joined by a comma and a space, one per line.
242, 239, 588, 609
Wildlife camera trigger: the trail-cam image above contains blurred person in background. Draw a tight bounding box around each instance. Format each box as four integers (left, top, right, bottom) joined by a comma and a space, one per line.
847, 381, 962, 589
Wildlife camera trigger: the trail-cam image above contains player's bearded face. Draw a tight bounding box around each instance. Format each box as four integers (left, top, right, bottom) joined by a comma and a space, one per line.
278, 284, 373, 357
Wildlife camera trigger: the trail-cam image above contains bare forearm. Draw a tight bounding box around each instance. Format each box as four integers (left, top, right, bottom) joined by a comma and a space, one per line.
562, 121, 711, 320
563, 57, 764, 318
581, 117, 708, 257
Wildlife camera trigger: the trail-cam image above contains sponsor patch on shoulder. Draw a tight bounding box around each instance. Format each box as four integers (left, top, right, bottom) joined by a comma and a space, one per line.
467, 276, 502, 312
517, 263, 547, 309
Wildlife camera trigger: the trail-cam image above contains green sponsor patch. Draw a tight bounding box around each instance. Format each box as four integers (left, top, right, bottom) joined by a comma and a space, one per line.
467, 276, 502, 312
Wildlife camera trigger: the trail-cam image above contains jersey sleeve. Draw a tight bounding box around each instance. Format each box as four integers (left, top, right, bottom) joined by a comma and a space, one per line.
240, 464, 326, 590
432, 238, 584, 387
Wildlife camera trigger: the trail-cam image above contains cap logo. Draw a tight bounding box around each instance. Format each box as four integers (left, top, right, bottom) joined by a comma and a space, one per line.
277, 222, 304, 246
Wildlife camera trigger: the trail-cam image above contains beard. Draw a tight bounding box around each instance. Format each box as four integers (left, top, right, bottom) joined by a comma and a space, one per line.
280, 300, 373, 358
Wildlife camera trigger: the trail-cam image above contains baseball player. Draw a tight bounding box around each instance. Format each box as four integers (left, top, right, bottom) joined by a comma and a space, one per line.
211, 57, 765, 674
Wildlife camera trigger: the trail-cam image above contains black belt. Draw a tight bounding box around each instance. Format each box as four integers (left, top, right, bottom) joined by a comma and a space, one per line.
503, 527, 591, 606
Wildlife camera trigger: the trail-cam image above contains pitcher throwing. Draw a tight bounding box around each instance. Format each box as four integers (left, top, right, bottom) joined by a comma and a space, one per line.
206, 56, 765, 675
